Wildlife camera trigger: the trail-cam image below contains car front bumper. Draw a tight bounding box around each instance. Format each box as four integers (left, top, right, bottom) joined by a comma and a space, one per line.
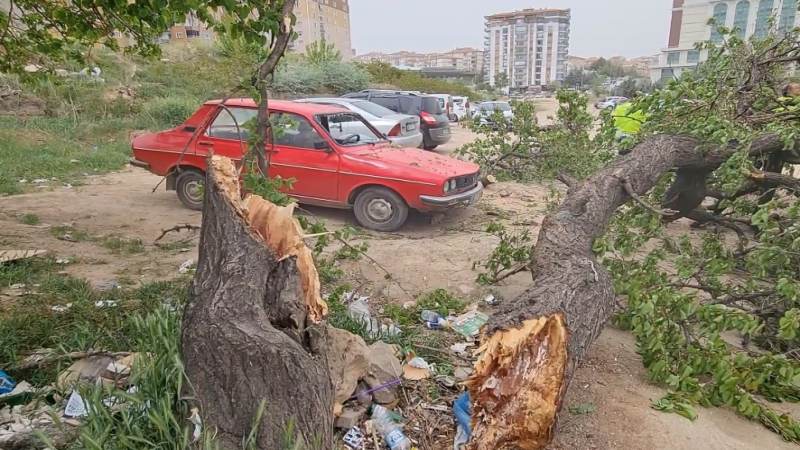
129, 157, 150, 169
390, 132, 423, 148
419, 182, 484, 209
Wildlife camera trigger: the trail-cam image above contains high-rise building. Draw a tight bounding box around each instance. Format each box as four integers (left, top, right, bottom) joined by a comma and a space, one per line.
651, 0, 799, 82
483, 8, 570, 90
293, 0, 354, 59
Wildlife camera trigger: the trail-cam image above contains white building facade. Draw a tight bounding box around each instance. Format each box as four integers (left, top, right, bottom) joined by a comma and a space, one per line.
651, 0, 799, 82
484, 8, 570, 90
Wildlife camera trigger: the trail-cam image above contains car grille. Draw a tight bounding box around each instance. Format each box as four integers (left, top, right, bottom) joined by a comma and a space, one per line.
453, 172, 479, 193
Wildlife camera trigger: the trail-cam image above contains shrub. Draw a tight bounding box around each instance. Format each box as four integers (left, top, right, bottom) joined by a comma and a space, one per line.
140, 96, 198, 128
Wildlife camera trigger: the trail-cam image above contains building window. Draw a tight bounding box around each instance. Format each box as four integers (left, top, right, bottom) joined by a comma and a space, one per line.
687, 49, 700, 64
733, 1, 750, 37
667, 51, 681, 65
755, 0, 775, 38
710, 3, 728, 43
660, 68, 675, 81
779, 0, 798, 33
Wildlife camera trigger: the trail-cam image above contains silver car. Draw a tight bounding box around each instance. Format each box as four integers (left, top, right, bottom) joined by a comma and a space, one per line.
295, 98, 423, 148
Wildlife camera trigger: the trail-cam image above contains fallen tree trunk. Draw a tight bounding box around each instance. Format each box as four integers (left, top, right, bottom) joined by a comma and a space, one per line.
466, 134, 727, 450
181, 156, 333, 449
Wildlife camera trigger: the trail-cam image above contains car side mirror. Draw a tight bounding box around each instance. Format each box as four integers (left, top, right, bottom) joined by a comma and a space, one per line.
314, 141, 331, 151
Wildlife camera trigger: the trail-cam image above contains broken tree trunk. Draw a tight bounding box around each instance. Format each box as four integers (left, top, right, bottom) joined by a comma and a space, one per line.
465, 134, 734, 450
181, 156, 333, 449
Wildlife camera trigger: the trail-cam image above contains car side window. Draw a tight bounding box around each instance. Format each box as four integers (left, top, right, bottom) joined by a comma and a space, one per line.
371, 96, 399, 112
270, 112, 326, 150
206, 107, 257, 140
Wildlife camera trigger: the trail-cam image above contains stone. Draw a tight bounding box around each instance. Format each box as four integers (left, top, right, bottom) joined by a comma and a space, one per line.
334, 405, 367, 429
325, 327, 370, 405
363, 374, 396, 405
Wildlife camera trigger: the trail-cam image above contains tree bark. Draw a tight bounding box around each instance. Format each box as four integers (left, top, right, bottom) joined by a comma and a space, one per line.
465, 134, 736, 450
181, 156, 333, 449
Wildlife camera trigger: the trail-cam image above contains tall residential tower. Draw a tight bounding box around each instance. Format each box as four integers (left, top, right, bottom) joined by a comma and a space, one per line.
651, 0, 799, 82
483, 8, 571, 90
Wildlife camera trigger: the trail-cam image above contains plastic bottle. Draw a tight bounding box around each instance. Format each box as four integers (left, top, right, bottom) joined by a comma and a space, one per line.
372, 405, 412, 450
420, 310, 448, 329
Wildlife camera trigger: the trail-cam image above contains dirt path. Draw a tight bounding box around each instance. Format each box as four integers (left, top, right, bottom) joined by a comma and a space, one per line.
1, 124, 796, 449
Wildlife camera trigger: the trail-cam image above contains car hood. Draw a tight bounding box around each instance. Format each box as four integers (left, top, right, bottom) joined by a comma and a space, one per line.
343, 145, 479, 180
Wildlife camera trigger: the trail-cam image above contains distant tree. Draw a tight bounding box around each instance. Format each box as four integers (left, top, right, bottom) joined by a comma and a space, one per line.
495, 72, 509, 91
616, 78, 639, 98
305, 40, 342, 65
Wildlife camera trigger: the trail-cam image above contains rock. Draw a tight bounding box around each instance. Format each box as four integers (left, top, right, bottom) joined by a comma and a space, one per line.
366, 342, 403, 382
92, 280, 119, 291
363, 374, 396, 405
325, 327, 370, 406
335, 405, 367, 429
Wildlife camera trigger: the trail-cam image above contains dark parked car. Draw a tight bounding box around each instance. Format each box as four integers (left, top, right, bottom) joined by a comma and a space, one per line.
343, 90, 450, 150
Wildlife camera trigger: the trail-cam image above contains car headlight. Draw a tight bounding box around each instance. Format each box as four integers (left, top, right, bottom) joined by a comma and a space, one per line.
444, 180, 451, 194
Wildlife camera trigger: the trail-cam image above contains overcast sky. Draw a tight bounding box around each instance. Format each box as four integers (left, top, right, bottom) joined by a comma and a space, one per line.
349, 0, 674, 58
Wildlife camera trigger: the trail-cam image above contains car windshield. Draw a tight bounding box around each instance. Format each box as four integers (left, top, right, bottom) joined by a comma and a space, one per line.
350, 100, 396, 118
481, 102, 511, 112
316, 112, 386, 146
420, 96, 443, 114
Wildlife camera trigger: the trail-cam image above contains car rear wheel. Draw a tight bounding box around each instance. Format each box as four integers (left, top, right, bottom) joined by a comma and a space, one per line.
423, 144, 438, 150
353, 187, 409, 232
176, 169, 205, 211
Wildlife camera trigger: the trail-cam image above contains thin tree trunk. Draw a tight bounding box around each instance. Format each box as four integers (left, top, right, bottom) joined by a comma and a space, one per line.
465, 134, 798, 450
181, 157, 333, 449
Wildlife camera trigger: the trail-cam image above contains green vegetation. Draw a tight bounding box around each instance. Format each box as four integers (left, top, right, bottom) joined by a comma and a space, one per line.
360, 61, 479, 99
19, 213, 40, 225
101, 236, 145, 255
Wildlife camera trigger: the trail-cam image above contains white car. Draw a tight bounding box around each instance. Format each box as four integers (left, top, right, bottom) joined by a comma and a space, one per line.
474, 101, 514, 128
451, 96, 470, 121
295, 98, 423, 148
595, 96, 628, 109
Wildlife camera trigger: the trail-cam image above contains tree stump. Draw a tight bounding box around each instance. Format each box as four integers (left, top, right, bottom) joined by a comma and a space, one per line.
181, 156, 333, 449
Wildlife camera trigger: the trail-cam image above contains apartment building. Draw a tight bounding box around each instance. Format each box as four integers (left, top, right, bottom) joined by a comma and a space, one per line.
483, 8, 571, 90
354, 48, 485, 73
651, 0, 799, 82
292, 0, 353, 59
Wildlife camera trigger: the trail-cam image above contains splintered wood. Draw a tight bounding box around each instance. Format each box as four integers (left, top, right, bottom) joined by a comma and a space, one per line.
209, 156, 327, 322
466, 314, 568, 450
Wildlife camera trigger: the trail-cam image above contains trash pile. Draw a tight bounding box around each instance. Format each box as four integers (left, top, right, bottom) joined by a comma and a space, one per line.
332, 292, 497, 450
0, 351, 137, 448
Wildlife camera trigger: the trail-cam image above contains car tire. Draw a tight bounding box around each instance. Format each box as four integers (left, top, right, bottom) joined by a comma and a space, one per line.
353, 187, 409, 232
423, 144, 438, 150
176, 169, 205, 211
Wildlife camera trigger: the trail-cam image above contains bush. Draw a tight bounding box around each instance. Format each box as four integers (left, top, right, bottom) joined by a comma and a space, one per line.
360, 61, 479, 98
140, 96, 198, 128
270, 57, 369, 95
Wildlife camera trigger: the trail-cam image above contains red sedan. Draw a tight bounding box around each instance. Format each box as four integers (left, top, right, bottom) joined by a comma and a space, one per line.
130, 99, 483, 231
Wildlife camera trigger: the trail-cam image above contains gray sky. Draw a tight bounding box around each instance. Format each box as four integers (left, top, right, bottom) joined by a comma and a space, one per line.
350, 0, 673, 58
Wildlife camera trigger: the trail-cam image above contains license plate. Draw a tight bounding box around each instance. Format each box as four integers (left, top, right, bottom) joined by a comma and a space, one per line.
406, 123, 416, 131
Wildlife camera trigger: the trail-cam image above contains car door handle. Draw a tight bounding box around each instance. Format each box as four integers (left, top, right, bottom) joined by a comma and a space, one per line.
197, 141, 214, 147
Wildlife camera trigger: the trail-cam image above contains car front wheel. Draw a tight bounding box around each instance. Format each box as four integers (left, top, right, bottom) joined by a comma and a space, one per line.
176, 169, 205, 211
353, 187, 409, 232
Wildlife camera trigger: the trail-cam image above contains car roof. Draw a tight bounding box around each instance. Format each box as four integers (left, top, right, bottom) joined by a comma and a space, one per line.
204, 98, 348, 115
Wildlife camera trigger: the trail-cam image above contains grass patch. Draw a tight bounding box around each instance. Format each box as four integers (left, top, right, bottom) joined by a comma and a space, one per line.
101, 235, 145, 255
49, 225, 92, 242
0, 257, 187, 385
0, 117, 131, 195
19, 213, 40, 225
384, 288, 467, 328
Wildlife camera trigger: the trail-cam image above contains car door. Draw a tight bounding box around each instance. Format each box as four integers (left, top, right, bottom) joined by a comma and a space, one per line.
268, 111, 340, 202
195, 106, 257, 161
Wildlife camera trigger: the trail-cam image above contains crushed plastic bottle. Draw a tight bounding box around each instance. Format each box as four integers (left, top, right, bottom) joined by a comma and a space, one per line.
372, 405, 412, 450
420, 310, 448, 330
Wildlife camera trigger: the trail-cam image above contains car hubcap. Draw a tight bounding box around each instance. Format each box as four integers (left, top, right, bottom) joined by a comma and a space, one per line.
366, 198, 393, 223
185, 180, 203, 203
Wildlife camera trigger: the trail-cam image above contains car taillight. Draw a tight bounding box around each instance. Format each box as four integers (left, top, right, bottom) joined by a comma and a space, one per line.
388, 123, 401, 137
420, 111, 437, 125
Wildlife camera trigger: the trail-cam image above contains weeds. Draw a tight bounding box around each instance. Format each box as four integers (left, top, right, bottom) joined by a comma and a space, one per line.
101, 236, 145, 255
19, 213, 40, 225
49, 225, 92, 242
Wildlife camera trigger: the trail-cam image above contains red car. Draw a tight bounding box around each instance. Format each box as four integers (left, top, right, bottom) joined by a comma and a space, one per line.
130, 99, 483, 231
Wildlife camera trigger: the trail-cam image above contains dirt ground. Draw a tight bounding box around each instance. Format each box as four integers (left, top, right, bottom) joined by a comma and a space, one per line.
1, 117, 796, 449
